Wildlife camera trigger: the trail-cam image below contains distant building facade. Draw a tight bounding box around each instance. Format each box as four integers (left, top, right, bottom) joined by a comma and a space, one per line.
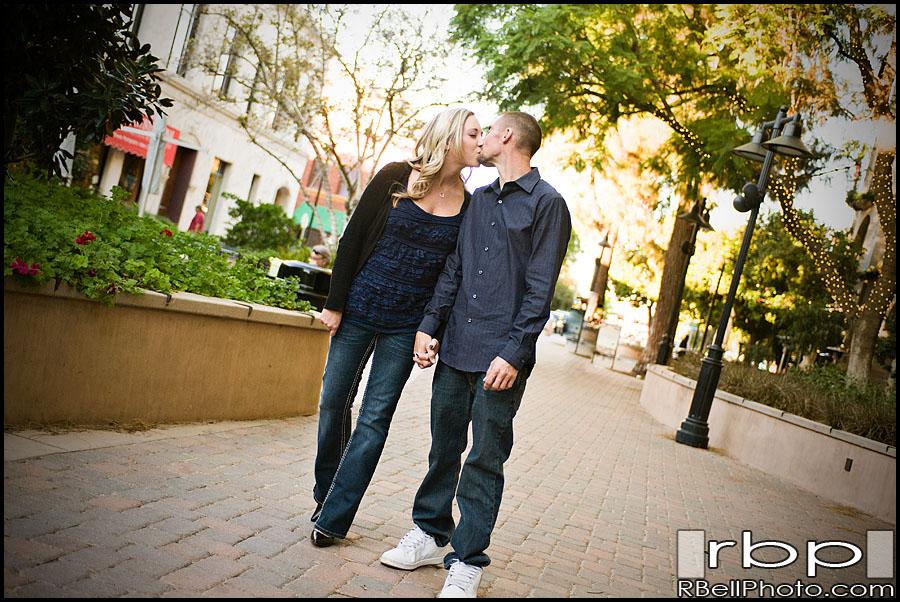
77, 4, 323, 238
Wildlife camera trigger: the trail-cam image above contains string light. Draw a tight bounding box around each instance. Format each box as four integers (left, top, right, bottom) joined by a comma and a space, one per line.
770, 152, 896, 320
652, 109, 712, 162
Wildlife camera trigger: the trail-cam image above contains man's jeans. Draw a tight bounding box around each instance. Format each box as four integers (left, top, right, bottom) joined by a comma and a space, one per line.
313, 322, 415, 538
412, 360, 532, 568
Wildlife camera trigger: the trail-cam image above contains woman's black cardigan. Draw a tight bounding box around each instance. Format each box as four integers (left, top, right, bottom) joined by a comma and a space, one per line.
323, 161, 471, 314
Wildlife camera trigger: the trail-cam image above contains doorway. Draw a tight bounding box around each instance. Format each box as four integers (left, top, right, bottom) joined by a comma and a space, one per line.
158, 148, 197, 225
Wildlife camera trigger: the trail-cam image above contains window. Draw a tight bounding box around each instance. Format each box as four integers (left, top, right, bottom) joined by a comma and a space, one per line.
217, 47, 238, 99
175, 4, 202, 77
247, 174, 261, 204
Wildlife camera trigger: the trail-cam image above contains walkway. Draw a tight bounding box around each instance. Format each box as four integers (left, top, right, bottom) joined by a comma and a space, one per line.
4, 335, 895, 597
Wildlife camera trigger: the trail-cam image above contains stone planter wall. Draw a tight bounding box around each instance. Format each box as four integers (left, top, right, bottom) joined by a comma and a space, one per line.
640, 364, 896, 524
4, 278, 329, 426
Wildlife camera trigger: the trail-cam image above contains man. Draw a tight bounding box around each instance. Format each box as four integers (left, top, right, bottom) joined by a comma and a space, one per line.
310, 244, 331, 268
379, 112, 571, 598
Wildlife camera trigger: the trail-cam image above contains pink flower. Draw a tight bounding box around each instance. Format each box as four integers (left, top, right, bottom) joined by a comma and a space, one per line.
161, 229, 173, 237
11, 258, 39, 275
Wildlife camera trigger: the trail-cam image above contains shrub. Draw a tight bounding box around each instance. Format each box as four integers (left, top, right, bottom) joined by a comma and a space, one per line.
670, 352, 896, 447
222, 193, 301, 252
3, 170, 312, 312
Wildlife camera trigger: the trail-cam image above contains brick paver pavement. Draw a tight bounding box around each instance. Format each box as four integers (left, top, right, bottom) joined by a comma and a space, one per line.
4, 335, 895, 597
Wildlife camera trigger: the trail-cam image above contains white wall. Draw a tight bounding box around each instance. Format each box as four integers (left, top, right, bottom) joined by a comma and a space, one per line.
101, 4, 310, 235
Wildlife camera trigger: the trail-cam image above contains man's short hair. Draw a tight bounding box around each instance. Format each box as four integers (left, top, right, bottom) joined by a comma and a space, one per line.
497, 111, 542, 157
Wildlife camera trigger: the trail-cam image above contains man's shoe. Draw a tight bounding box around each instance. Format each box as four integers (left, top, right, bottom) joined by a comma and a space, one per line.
438, 560, 483, 598
310, 529, 334, 547
379, 526, 446, 570
310, 501, 323, 523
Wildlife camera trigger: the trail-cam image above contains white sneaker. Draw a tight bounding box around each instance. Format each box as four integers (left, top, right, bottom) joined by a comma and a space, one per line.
379, 525, 446, 570
438, 560, 483, 598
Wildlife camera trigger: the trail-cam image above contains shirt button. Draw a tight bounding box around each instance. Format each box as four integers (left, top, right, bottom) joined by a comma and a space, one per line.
491, 222, 496, 227
467, 318, 472, 323
484, 246, 489, 252
472, 294, 477, 299
498, 200, 503, 204
478, 270, 483, 275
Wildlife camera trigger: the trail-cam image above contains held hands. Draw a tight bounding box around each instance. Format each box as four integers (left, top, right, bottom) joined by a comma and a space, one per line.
413, 331, 440, 369
483, 356, 518, 391
319, 309, 342, 337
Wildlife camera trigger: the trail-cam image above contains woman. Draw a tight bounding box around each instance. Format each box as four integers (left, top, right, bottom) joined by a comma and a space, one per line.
310, 108, 483, 547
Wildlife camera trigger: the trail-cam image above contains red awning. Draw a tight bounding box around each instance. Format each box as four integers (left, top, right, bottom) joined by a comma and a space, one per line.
104, 118, 180, 167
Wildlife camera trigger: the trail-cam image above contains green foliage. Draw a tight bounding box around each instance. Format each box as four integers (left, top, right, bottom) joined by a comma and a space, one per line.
3, 170, 312, 312
551, 277, 576, 311
550, 231, 581, 311
222, 194, 302, 252
4, 4, 173, 177
874, 307, 896, 375
450, 4, 785, 192
611, 277, 655, 313
672, 352, 896, 447
727, 210, 858, 361
563, 228, 581, 269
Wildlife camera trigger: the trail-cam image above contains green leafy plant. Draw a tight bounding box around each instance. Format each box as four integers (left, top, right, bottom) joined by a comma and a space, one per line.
4, 170, 312, 312
4, 4, 173, 177
222, 193, 302, 252
671, 352, 896, 447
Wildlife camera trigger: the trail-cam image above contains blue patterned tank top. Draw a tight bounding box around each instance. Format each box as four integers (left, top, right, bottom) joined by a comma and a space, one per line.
343, 198, 465, 333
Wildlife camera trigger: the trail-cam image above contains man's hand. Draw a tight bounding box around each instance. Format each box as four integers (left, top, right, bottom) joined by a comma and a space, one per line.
483, 356, 518, 391
319, 309, 342, 337
413, 331, 439, 369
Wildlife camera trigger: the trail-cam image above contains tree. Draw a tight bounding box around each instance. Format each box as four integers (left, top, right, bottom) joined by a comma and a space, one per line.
451, 4, 785, 376
453, 4, 895, 381
4, 4, 172, 178
710, 4, 896, 381
728, 211, 859, 365
222, 194, 301, 252
551, 229, 582, 311
197, 4, 451, 235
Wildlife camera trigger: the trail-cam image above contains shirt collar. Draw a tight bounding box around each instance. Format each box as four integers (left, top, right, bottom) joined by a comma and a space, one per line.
489, 167, 541, 195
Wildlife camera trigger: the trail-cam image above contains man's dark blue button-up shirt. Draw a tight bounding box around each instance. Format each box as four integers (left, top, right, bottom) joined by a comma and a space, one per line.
418, 168, 571, 372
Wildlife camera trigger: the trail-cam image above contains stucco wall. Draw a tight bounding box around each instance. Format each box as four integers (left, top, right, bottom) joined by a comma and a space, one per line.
4, 278, 329, 426
639, 364, 896, 524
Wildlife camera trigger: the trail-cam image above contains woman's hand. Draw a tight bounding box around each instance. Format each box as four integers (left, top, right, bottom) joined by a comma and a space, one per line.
413, 331, 440, 369
319, 309, 342, 337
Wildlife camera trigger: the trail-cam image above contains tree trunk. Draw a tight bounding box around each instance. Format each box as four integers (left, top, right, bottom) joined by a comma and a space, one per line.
846, 308, 882, 382
846, 150, 896, 382
632, 208, 694, 376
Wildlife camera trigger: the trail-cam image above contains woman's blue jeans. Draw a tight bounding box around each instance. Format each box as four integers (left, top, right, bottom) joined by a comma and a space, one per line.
412, 360, 532, 568
313, 322, 415, 539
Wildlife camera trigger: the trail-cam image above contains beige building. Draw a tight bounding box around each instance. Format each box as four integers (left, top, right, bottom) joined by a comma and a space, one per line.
84, 4, 314, 237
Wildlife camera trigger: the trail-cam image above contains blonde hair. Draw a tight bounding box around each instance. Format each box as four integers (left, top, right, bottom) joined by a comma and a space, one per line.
392, 107, 474, 206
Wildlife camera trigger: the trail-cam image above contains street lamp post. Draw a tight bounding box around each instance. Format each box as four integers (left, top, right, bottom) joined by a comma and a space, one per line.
585, 233, 614, 320
700, 262, 727, 351
675, 105, 813, 449
656, 199, 713, 365
575, 233, 614, 356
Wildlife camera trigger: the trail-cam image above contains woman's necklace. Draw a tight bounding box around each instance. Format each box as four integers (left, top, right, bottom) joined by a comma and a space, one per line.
438, 181, 446, 199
